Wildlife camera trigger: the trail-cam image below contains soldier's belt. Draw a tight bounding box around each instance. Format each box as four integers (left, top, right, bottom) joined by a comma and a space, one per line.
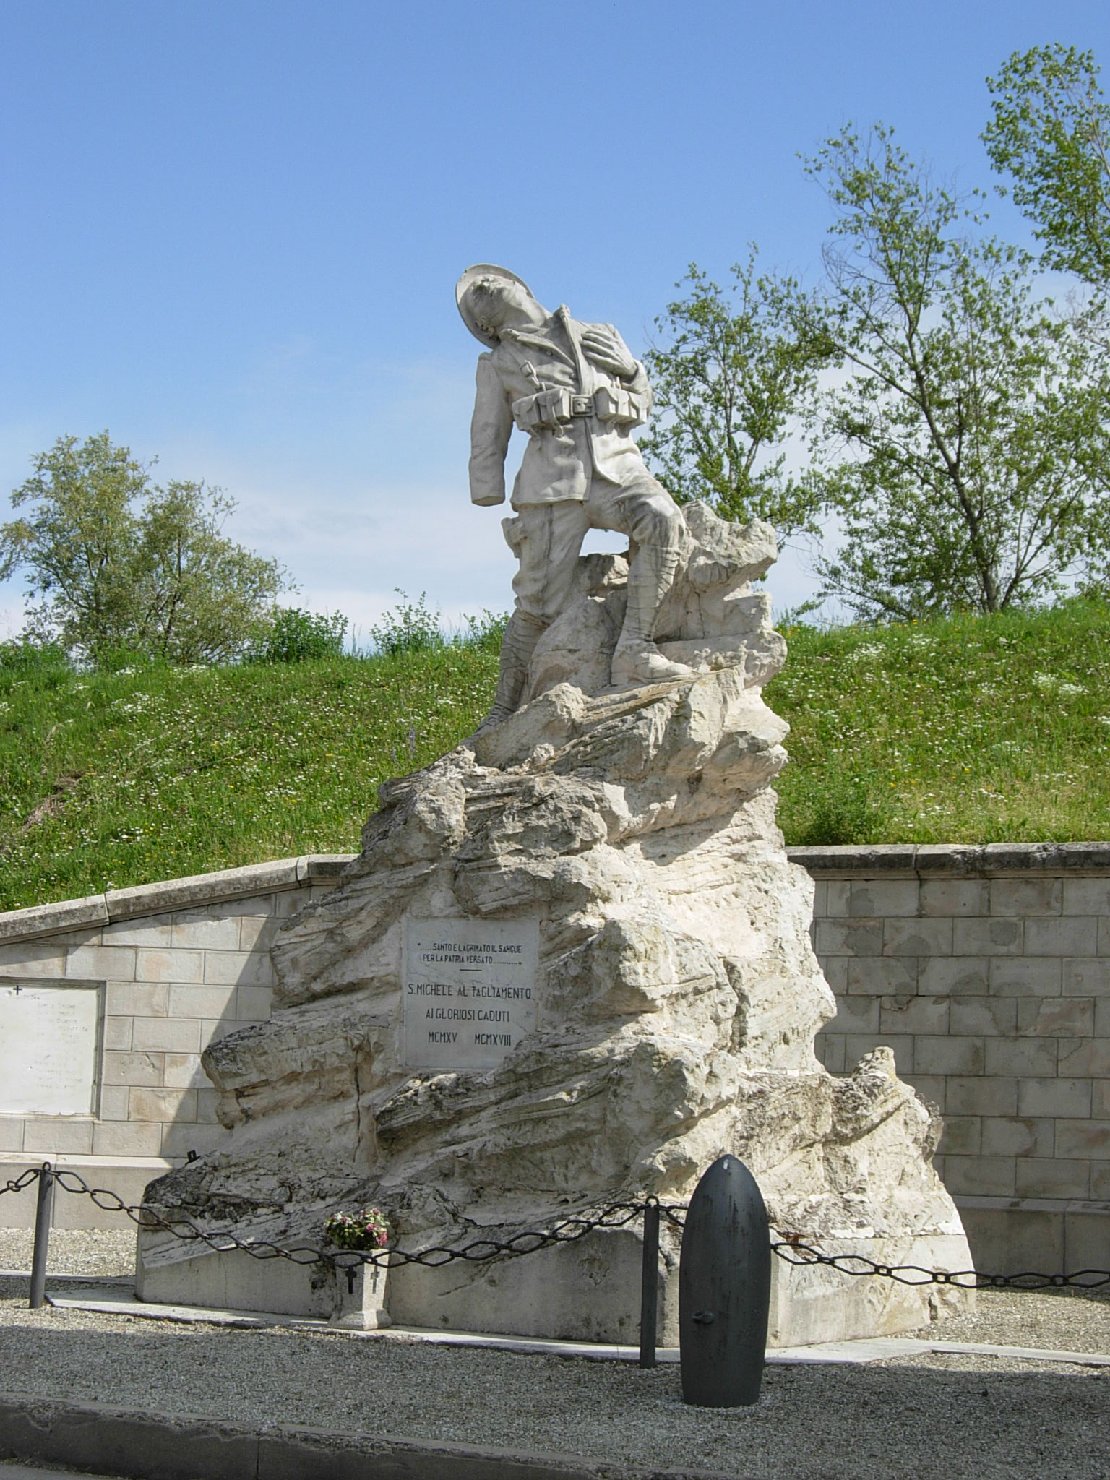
511, 386, 646, 433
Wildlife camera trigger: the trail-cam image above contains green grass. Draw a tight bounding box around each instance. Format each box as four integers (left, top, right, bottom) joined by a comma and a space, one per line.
768, 598, 1110, 847
0, 645, 498, 911
2, 599, 1108, 911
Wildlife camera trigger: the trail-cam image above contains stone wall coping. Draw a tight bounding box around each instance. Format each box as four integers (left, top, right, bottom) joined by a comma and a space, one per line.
954, 1194, 1110, 1216
2, 840, 1108, 948
0, 855, 357, 946
788, 841, 1110, 877
0, 1154, 172, 1171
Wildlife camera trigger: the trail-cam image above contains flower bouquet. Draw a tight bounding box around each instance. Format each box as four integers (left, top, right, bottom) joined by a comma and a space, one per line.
324, 1207, 390, 1252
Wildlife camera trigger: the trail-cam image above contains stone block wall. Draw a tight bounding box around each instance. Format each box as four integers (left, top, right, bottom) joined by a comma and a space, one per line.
0, 858, 345, 1227
1, 843, 1107, 1275
801, 843, 1110, 1277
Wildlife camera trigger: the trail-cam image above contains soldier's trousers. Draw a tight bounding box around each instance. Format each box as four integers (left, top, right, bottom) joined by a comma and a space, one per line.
505, 473, 682, 626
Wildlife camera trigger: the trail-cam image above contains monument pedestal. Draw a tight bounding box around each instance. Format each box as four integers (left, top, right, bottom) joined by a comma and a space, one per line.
332, 1261, 390, 1330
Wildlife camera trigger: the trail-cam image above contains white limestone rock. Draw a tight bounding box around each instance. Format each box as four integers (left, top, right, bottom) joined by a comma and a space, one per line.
525, 504, 786, 703
137, 515, 971, 1344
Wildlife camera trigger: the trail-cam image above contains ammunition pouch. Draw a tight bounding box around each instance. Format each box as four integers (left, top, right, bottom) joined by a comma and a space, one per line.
511, 386, 647, 433
593, 386, 646, 427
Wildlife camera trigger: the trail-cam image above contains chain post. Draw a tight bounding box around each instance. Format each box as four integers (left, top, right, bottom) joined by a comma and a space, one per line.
29, 1162, 55, 1309
639, 1200, 661, 1368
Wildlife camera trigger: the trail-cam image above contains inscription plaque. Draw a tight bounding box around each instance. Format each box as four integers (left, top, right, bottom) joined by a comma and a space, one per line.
0, 980, 101, 1116
403, 917, 538, 1070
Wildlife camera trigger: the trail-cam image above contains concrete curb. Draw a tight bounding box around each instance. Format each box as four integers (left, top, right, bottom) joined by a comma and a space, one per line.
41, 1283, 930, 1364
0, 1395, 736, 1480
26, 1283, 1110, 1371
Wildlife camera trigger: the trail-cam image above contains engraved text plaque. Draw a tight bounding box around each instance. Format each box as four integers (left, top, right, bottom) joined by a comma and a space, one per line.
402, 918, 538, 1070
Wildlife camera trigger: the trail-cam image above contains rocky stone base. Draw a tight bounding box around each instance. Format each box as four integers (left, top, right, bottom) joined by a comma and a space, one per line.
137, 507, 973, 1343
137, 1217, 970, 1345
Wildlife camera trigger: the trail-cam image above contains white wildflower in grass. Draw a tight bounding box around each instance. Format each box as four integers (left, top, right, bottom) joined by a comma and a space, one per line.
846, 642, 884, 662
1031, 673, 1084, 697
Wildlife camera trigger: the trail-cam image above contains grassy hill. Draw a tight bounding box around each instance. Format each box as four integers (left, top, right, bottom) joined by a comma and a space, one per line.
2, 599, 1108, 912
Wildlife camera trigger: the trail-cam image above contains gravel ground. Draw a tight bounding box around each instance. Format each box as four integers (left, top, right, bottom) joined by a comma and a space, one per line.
1, 1230, 1108, 1479
0, 1230, 138, 1281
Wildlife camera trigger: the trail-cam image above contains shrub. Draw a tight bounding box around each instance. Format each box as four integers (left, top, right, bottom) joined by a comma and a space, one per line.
456, 609, 509, 654
255, 607, 348, 663
367, 591, 445, 658
0, 638, 72, 680
94, 646, 165, 675
790, 771, 892, 846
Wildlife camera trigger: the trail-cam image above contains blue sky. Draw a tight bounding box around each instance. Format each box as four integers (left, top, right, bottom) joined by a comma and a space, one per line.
3, 0, 1109, 640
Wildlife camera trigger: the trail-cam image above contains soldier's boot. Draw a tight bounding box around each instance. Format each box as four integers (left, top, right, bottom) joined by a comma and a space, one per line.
477, 609, 548, 729
610, 545, 694, 687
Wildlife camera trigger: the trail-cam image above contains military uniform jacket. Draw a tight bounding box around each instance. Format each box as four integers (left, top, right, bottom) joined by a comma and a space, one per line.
468, 306, 653, 507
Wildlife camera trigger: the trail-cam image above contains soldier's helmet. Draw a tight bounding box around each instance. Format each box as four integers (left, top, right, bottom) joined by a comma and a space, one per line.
455, 264, 536, 347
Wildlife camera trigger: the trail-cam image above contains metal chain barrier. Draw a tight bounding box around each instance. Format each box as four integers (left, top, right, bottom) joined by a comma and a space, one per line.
0, 1169, 41, 1198
768, 1236, 1110, 1290
7, 1164, 1109, 1290
41, 1164, 659, 1272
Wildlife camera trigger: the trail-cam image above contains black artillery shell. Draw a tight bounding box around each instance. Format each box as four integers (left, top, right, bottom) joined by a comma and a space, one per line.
679, 1154, 771, 1407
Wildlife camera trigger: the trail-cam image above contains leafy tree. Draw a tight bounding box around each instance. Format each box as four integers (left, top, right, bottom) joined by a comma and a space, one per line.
131, 479, 290, 664
0, 433, 142, 661
804, 125, 1110, 620
0, 432, 290, 665
984, 44, 1110, 284
640, 253, 831, 540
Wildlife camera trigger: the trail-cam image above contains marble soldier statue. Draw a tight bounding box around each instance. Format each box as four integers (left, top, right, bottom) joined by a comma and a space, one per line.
132, 271, 973, 1351
456, 264, 693, 723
